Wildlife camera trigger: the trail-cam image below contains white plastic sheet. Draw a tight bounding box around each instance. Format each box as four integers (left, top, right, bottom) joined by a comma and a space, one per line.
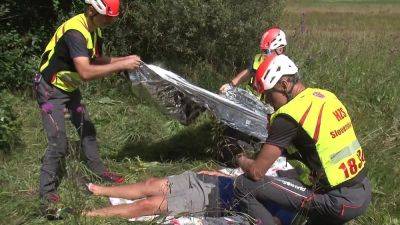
129, 64, 273, 141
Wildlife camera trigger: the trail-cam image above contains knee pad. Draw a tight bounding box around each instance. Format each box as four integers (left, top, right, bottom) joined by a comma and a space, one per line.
75, 105, 85, 114
41, 102, 54, 114
71, 103, 85, 114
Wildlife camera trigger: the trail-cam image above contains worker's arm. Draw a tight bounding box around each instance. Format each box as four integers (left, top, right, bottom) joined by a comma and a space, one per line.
219, 69, 252, 93
237, 144, 281, 181
92, 55, 138, 65
73, 55, 141, 81
64, 30, 141, 81
231, 69, 252, 86
239, 115, 301, 181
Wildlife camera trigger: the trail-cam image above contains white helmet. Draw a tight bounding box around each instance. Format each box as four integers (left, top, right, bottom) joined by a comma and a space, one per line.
254, 55, 298, 93
85, 0, 120, 17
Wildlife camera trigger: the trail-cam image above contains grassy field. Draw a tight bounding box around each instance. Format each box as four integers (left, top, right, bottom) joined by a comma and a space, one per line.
1, 0, 400, 224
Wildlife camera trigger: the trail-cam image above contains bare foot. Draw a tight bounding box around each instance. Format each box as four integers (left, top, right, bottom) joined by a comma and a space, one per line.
87, 183, 103, 196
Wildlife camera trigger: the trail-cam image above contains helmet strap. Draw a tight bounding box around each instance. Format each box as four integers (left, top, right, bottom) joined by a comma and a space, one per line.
285, 77, 299, 101
87, 10, 100, 30
90, 11, 99, 19
270, 89, 292, 102
274, 77, 297, 102
264, 49, 271, 55
285, 83, 294, 100
86, 5, 100, 19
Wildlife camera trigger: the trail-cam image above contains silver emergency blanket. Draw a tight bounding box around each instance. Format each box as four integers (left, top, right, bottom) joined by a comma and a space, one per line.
129, 64, 274, 141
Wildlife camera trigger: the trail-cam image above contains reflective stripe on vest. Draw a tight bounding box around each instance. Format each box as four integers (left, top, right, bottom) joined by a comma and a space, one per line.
39, 14, 102, 92
270, 88, 366, 187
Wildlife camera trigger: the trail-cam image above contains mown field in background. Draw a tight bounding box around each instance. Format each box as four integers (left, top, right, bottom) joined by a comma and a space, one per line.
1, 0, 400, 224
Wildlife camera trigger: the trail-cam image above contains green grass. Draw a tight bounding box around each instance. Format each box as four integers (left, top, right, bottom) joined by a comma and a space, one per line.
1, 0, 400, 224
0, 89, 218, 225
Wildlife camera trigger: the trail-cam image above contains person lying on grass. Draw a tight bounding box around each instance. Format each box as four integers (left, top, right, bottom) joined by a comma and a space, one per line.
84, 170, 292, 225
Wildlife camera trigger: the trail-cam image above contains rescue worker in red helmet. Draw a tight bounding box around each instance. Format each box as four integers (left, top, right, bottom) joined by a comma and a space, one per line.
234, 55, 371, 225
34, 0, 141, 218
219, 27, 287, 95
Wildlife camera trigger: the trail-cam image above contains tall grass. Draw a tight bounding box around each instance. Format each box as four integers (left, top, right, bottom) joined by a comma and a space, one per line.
281, 1, 400, 223
0, 89, 217, 224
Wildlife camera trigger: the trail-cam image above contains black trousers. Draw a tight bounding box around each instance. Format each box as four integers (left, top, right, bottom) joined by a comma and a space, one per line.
234, 174, 371, 225
34, 75, 106, 198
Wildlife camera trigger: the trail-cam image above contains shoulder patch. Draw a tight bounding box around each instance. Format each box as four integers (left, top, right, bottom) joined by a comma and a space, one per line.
313, 91, 325, 99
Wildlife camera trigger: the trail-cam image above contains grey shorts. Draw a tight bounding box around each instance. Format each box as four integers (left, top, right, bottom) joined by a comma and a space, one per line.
166, 171, 217, 216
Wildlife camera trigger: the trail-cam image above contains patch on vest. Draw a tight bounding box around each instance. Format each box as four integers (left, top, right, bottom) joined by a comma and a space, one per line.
313, 91, 325, 99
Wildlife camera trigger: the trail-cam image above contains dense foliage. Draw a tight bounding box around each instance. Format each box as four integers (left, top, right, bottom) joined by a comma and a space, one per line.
0, 91, 21, 153
110, 0, 284, 70
0, 0, 284, 91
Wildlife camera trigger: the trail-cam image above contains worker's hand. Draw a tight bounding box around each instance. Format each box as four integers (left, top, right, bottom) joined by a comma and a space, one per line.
126, 55, 141, 60
235, 153, 253, 169
219, 83, 233, 93
122, 55, 142, 70
235, 153, 246, 163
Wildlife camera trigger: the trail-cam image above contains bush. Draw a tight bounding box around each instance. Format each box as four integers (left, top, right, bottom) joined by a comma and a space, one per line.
0, 0, 84, 91
0, 0, 285, 91
107, 0, 285, 81
0, 29, 40, 90
0, 2, 47, 90
0, 0, 284, 89
0, 91, 21, 153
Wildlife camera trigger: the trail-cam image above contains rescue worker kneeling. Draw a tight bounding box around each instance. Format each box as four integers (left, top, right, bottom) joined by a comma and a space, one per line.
234, 55, 371, 225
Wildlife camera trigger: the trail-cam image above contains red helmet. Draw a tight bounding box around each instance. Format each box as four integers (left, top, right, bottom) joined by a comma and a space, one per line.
85, 0, 120, 17
259, 28, 287, 52
254, 54, 298, 93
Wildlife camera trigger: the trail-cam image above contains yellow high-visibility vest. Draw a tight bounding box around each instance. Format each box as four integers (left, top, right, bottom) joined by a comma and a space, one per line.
39, 14, 102, 92
252, 53, 265, 71
270, 88, 366, 187
246, 54, 266, 98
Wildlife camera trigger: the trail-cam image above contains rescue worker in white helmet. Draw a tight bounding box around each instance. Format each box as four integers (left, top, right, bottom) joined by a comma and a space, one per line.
219, 27, 287, 96
234, 54, 371, 225
34, 0, 141, 218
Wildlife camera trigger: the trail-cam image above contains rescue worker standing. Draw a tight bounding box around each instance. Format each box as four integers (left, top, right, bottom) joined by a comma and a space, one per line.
34, 0, 141, 216
234, 55, 371, 225
219, 27, 287, 95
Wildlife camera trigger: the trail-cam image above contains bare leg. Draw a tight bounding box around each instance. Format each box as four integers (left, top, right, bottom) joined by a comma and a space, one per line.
89, 177, 169, 200
84, 195, 168, 218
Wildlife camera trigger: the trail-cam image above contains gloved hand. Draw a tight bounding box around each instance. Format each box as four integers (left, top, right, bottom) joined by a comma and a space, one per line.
219, 82, 234, 93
